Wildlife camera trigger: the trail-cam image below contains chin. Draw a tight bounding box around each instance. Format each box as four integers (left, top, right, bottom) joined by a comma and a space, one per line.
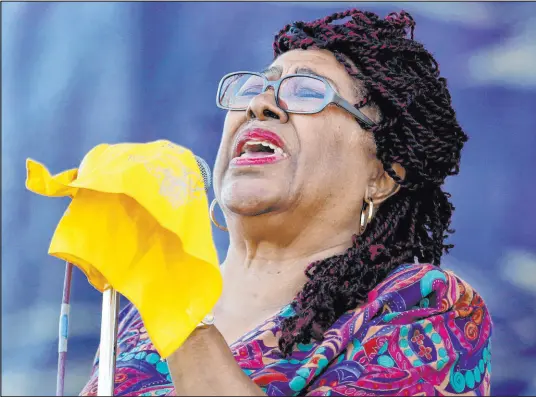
221, 178, 283, 217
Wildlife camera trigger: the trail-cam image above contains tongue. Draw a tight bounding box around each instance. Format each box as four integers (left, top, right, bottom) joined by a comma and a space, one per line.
241, 151, 275, 158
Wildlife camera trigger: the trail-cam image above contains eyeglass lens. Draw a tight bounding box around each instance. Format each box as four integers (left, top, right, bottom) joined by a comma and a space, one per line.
219, 73, 327, 113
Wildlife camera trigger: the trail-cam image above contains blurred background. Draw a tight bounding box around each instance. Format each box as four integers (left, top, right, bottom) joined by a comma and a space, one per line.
2, 2, 536, 395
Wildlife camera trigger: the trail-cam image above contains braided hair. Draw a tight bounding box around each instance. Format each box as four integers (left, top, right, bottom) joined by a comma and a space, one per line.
272, 9, 469, 356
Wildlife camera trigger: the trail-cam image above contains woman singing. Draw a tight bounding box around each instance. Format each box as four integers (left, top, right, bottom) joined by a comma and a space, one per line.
81, 8, 492, 396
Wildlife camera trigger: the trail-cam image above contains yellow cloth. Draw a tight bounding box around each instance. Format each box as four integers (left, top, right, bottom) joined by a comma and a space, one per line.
26, 140, 222, 358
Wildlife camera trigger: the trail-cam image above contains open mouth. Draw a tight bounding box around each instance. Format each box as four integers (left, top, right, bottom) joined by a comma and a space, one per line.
231, 129, 289, 166
237, 140, 286, 158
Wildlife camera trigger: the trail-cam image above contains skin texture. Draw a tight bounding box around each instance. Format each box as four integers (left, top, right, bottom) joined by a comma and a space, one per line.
167, 49, 403, 396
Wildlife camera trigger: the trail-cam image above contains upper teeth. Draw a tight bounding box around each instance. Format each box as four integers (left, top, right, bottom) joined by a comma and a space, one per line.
243, 140, 285, 155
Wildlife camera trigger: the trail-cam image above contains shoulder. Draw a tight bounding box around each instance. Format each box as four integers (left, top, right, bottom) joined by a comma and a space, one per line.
368, 263, 491, 315
305, 263, 493, 396
368, 262, 455, 299
366, 263, 493, 350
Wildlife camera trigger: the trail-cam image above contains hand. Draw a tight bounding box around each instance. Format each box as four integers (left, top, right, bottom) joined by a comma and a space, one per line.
26, 140, 223, 359
167, 326, 266, 396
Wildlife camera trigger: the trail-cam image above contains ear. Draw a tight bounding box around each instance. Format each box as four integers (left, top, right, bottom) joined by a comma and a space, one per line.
367, 161, 406, 205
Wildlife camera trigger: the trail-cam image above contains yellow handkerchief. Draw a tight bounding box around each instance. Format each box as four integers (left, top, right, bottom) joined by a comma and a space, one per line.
26, 140, 222, 358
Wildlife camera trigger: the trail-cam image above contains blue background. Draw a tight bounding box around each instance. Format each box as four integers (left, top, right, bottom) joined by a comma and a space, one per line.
2, 2, 536, 395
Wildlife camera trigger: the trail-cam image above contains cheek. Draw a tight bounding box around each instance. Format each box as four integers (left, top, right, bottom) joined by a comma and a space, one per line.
295, 115, 371, 189
213, 114, 244, 192
215, 113, 245, 160
296, 115, 358, 164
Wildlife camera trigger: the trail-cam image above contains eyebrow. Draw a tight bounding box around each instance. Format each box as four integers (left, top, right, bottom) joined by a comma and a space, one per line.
294, 67, 340, 91
260, 65, 282, 77
260, 65, 340, 91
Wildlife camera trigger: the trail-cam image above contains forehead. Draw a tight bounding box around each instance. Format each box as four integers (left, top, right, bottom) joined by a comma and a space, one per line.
273, 49, 338, 66
270, 49, 341, 70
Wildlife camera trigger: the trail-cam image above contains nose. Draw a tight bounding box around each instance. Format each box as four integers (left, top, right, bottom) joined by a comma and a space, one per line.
246, 89, 289, 123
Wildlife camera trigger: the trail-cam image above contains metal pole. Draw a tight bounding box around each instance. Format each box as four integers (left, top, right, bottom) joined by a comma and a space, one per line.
97, 288, 120, 396
56, 262, 74, 396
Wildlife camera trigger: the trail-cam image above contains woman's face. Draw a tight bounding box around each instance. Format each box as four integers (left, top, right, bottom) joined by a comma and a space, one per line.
214, 49, 382, 225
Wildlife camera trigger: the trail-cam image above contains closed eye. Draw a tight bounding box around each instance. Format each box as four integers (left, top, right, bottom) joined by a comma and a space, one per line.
237, 85, 263, 97
296, 89, 324, 99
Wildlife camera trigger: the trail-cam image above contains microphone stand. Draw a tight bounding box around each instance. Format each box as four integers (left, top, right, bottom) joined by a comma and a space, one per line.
56, 262, 73, 396
56, 262, 120, 396
97, 287, 120, 396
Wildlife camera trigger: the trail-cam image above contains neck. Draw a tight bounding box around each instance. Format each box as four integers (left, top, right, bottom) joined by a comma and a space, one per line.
218, 209, 358, 317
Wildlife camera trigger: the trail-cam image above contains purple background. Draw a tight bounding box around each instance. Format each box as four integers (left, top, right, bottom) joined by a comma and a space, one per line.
2, 2, 536, 395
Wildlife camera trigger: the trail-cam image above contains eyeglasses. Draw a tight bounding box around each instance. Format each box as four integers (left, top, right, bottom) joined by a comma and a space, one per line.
216, 71, 375, 128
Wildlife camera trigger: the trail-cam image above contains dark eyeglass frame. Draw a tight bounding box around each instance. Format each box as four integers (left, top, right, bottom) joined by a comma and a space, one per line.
216, 71, 376, 129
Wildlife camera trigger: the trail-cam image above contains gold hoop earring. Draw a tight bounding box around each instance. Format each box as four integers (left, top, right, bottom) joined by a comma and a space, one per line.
359, 197, 374, 235
210, 199, 228, 232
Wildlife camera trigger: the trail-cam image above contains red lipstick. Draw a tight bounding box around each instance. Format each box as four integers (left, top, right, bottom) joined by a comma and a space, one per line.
231, 128, 288, 167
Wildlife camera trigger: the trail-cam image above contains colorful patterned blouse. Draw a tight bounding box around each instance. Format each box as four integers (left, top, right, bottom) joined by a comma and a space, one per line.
80, 263, 492, 396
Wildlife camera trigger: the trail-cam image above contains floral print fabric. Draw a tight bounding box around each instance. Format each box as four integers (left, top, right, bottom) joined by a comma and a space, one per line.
81, 263, 492, 396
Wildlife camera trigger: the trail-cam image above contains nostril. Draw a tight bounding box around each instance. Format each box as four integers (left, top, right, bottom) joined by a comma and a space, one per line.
247, 109, 257, 119
263, 109, 280, 119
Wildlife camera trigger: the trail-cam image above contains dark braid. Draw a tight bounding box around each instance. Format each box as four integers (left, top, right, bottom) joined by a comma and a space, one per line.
272, 9, 468, 356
